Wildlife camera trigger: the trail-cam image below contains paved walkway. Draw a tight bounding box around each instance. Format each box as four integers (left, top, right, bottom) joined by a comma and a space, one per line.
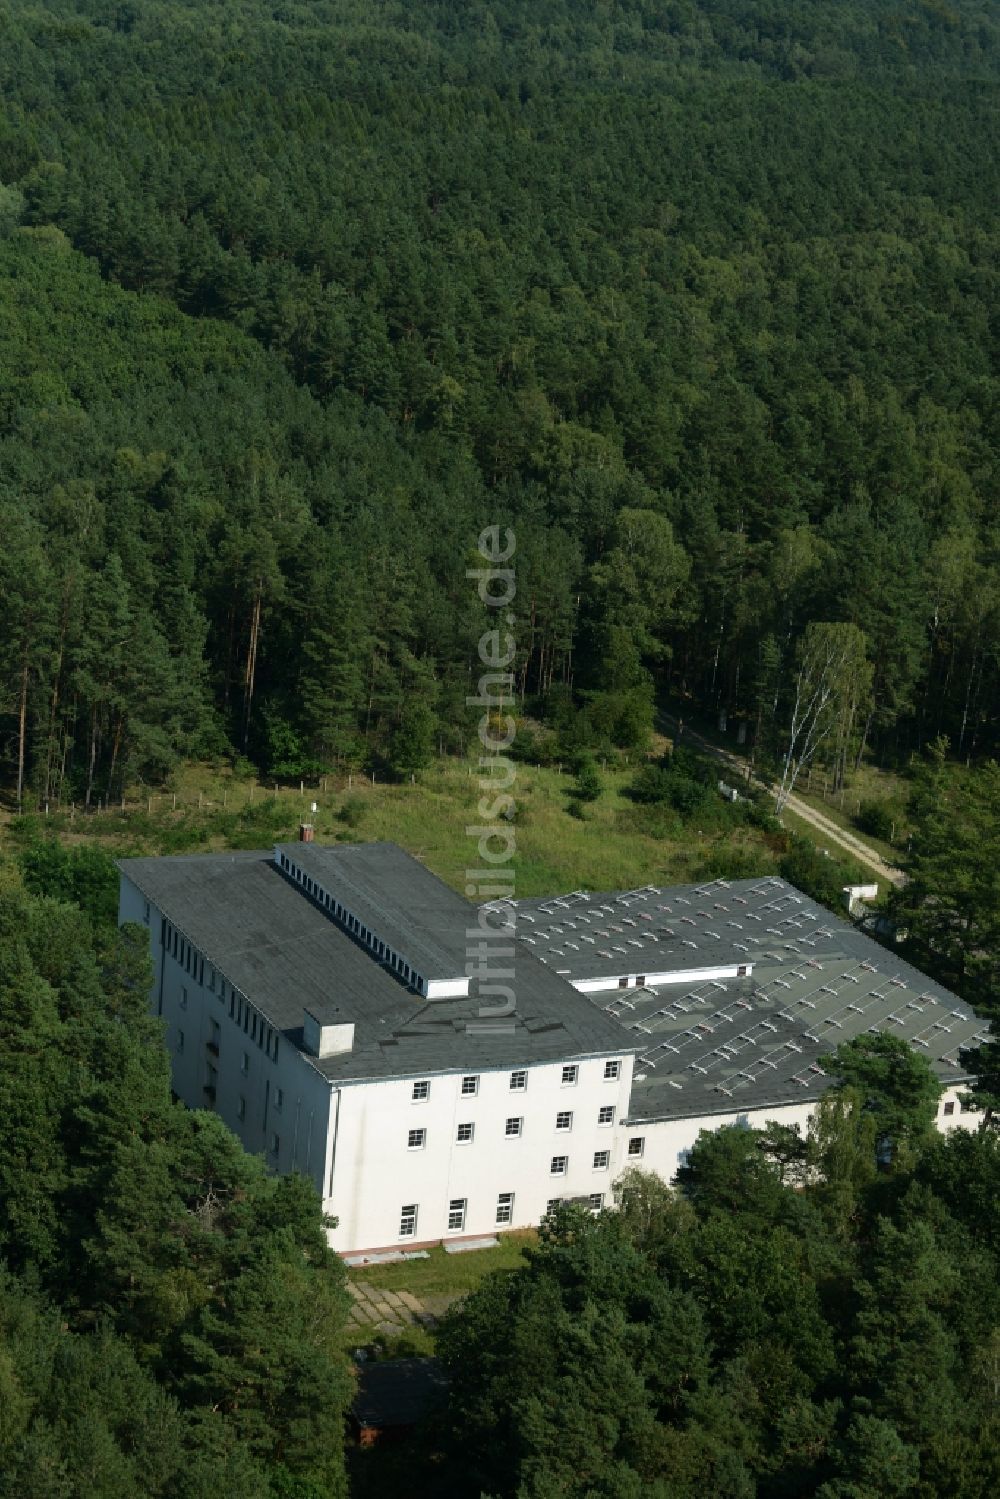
345, 1280, 460, 1339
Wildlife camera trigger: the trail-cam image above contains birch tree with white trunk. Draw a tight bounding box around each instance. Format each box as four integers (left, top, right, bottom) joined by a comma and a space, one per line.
773, 622, 871, 815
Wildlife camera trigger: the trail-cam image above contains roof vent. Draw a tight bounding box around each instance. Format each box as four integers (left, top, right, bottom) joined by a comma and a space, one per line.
303, 1009, 354, 1058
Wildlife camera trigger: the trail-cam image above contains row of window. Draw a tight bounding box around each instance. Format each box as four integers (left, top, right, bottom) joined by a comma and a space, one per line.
399, 1192, 606, 1238
278, 853, 423, 989
403, 1132, 646, 1167
406, 1107, 626, 1150
411, 1059, 621, 1102
941, 1098, 977, 1115
166, 919, 280, 1065
612, 965, 749, 989
552, 1152, 611, 1173
547, 1195, 604, 1215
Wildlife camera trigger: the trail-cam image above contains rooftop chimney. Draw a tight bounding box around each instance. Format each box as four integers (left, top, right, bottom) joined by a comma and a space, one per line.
299, 823, 314, 843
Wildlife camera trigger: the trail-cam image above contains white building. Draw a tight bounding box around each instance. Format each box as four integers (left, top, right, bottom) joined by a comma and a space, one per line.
118, 839, 986, 1256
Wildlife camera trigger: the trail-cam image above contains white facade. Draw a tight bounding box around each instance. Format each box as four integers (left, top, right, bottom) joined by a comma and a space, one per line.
120, 874, 336, 1203
571, 961, 751, 996
622, 1083, 981, 1189
328, 1055, 634, 1253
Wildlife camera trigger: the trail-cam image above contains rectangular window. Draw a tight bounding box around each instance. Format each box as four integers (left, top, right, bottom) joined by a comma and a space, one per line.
180, 987, 188, 1010
412, 1080, 430, 1101
598, 1106, 615, 1126
628, 1136, 645, 1158
510, 1069, 527, 1091
589, 1193, 604, 1211
177, 1028, 185, 1053
447, 1199, 466, 1232
555, 1111, 573, 1131
496, 1192, 514, 1225
561, 1065, 578, 1086
407, 1128, 426, 1150
274, 1088, 283, 1111
593, 1150, 610, 1170
456, 1122, 474, 1144
241, 1052, 249, 1076
943, 1100, 956, 1116
208, 968, 216, 992
143, 901, 150, 924
604, 1059, 621, 1080
269, 1133, 280, 1155
400, 1204, 418, 1238
737, 965, 749, 977
461, 1075, 479, 1096
550, 1155, 568, 1175
636, 976, 646, 987
237, 1096, 246, 1121
505, 1117, 523, 1138
545, 1197, 562, 1216
618, 976, 628, 988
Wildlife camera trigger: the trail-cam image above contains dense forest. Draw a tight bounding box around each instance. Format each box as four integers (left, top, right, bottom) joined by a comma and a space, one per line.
1, 0, 999, 800
424, 1092, 1000, 1499
0, 872, 353, 1496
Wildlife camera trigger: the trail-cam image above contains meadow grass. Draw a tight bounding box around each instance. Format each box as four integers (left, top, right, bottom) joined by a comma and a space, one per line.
349, 1231, 535, 1297
6, 755, 789, 897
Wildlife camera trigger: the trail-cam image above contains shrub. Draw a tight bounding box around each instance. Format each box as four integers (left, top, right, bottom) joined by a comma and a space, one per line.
856, 800, 898, 843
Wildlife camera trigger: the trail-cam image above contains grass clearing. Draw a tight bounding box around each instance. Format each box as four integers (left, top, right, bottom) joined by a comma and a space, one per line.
3, 755, 792, 897
349, 1231, 536, 1298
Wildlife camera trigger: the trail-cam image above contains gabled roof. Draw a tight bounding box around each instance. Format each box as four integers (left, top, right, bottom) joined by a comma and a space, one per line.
119, 848, 636, 1084
493, 875, 818, 980
275, 840, 474, 978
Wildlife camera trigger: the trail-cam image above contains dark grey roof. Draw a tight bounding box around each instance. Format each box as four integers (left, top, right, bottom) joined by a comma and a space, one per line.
492, 875, 812, 980
275, 840, 473, 978
119, 849, 984, 1115
352, 1357, 449, 1429
119, 849, 634, 1084
588, 894, 987, 1121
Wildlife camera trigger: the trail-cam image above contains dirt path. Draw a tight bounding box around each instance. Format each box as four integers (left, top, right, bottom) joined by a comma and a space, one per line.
658, 713, 905, 887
